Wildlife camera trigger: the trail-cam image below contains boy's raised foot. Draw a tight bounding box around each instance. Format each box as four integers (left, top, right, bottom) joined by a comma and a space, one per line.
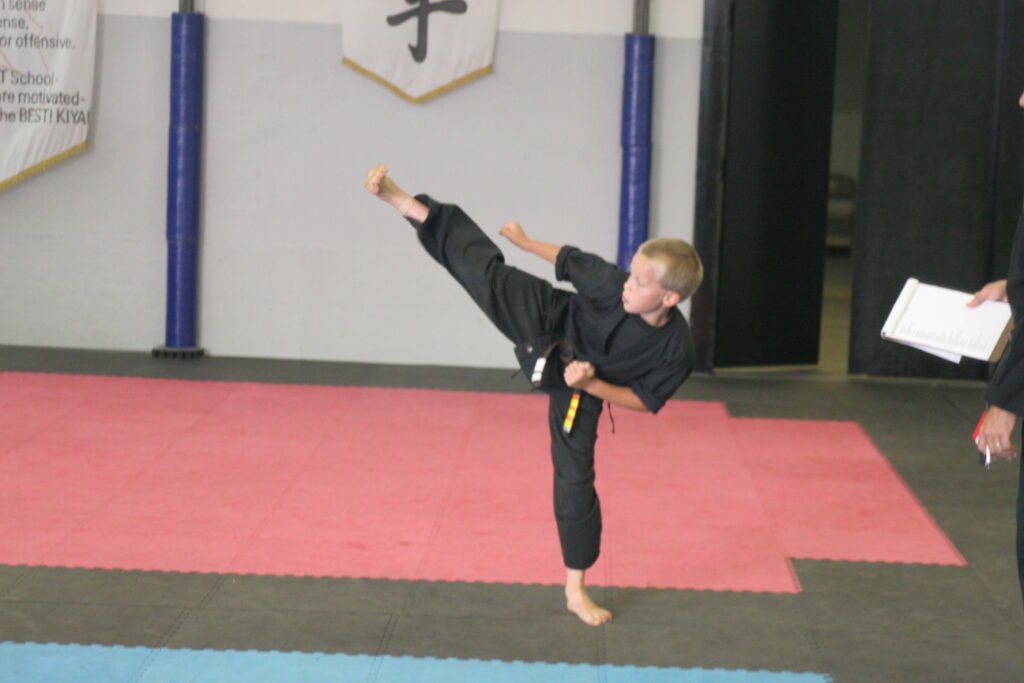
364, 164, 427, 222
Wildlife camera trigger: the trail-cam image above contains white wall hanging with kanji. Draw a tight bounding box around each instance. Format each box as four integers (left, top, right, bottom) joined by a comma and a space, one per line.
341, 0, 499, 103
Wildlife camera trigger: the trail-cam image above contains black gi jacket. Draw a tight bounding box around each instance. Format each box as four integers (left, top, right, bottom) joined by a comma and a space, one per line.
988, 215, 1024, 415
515, 246, 695, 414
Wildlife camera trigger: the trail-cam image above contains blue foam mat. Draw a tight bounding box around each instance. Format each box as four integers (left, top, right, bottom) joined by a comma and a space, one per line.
0, 643, 830, 683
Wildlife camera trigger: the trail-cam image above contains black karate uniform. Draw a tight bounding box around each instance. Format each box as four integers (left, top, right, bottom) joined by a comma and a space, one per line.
410, 196, 694, 570
985, 209, 1024, 607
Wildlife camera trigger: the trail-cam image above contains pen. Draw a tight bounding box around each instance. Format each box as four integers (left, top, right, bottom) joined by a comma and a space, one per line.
973, 411, 991, 468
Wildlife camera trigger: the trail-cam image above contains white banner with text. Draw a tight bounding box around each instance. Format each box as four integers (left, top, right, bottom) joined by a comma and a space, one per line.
0, 0, 97, 191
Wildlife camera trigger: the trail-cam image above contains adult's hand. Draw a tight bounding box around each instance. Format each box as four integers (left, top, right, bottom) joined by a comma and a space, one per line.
976, 404, 1019, 459
967, 279, 1008, 308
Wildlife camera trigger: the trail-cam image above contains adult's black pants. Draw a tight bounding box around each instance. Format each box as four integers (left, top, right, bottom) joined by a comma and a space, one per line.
1018, 458, 1023, 608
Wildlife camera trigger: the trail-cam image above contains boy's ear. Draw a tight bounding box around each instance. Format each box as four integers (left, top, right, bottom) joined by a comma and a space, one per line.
663, 290, 682, 308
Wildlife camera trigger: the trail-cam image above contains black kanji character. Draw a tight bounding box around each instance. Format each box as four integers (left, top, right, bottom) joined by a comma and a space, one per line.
387, 0, 468, 63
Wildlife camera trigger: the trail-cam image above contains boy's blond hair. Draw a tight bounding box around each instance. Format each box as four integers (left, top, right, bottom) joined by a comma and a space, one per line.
639, 238, 703, 301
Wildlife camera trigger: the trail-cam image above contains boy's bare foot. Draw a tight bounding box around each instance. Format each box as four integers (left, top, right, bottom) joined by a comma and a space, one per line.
364, 164, 427, 222
565, 569, 612, 626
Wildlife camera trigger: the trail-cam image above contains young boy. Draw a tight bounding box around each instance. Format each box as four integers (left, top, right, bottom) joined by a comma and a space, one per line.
365, 165, 702, 626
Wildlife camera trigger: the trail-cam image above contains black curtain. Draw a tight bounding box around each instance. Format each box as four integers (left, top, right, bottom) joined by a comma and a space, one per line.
849, 0, 1024, 378
692, 0, 838, 369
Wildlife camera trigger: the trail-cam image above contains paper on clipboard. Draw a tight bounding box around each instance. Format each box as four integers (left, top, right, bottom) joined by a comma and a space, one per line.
880, 278, 1013, 363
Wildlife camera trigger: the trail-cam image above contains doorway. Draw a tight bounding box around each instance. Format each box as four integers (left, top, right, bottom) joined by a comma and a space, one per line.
691, 0, 841, 372
819, 0, 869, 375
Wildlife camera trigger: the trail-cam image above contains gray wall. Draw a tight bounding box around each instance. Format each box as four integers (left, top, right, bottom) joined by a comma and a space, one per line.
0, 15, 702, 368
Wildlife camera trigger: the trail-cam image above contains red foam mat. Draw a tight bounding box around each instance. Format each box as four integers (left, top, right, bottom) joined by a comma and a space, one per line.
0, 372, 964, 592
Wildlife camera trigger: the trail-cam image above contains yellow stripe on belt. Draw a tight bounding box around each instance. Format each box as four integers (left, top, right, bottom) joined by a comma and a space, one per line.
562, 391, 581, 435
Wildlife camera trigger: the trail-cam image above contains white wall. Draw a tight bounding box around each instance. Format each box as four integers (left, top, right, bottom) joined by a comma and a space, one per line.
0, 4, 703, 368
98, 0, 703, 38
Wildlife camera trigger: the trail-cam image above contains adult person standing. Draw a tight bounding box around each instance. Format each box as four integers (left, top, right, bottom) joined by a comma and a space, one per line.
969, 90, 1024, 607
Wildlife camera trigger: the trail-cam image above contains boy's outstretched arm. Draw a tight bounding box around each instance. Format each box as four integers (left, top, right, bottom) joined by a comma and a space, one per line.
565, 361, 649, 412
499, 222, 561, 264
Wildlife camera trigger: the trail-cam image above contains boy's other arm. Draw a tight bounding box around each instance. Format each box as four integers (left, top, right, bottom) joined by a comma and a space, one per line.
499, 222, 561, 265
565, 361, 649, 412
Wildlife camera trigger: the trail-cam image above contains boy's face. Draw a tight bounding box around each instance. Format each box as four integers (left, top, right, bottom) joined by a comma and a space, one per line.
622, 252, 679, 315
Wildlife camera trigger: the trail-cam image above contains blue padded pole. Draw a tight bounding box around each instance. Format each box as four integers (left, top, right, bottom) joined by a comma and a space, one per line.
162, 11, 205, 354
617, 33, 655, 270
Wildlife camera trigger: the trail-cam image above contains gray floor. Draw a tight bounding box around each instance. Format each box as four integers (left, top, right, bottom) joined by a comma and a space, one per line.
1, 344, 1023, 681
819, 252, 853, 375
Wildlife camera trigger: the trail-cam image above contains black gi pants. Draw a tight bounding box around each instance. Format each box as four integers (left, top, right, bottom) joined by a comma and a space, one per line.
410, 197, 604, 570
